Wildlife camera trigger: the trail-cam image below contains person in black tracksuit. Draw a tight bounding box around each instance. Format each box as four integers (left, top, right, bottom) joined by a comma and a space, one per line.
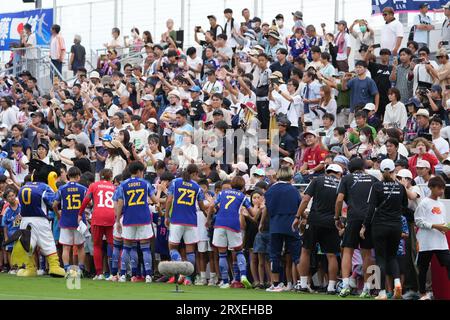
362, 159, 408, 300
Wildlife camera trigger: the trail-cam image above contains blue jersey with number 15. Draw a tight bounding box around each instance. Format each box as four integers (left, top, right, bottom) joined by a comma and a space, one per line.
115, 177, 154, 226
55, 182, 87, 229
168, 178, 204, 226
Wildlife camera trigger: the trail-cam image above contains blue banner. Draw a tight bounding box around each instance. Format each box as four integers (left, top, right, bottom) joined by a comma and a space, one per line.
0, 8, 53, 51
372, 0, 448, 15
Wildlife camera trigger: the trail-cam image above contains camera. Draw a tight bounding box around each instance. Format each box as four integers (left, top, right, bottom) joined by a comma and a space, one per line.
195, 26, 202, 32
442, 41, 449, 46
413, 58, 423, 64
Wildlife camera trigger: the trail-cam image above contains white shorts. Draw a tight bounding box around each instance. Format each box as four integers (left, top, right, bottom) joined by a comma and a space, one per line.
197, 211, 209, 242
113, 217, 124, 239
198, 240, 212, 253
169, 224, 198, 245
122, 224, 154, 241
212, 228, 242, 250
20, 217, 57, 256
59, 228, 85, 246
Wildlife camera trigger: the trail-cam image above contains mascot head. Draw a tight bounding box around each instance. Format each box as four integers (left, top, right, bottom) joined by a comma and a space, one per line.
28, 159, 59, 191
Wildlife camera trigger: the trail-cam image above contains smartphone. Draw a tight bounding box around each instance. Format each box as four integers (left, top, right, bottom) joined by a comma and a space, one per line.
344, 124, 350, 129
321, 23, 326, 28
413, 58, 423, 64
446, 85, 450, 90
442, 40, 449, 46
304, 121, 313, 127
372, 44, 381, 49
319, 132, 326, 137
195, 26, 201, 32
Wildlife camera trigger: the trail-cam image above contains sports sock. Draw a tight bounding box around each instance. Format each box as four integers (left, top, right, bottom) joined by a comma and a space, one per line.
170, 249, 182, 262
79, 264, 85, 271
39, 255, 46, 270
140, 243, 153, 276
232, 262, 240, 281
200, 271, 206, 281
300, 276, 308, 288
64, 264, 70, 272
111, 240, 122, 276
342, 277, 349, 289
120, 245, 131, 276
394, 278, 401, 287
186, 252, 195, 269
130, 244, 138, 276
379, 289, 386, 296
219, 253, 229, 284
210, 272, 217, 281
328, 280, 336, 292
235, 251, 247, 277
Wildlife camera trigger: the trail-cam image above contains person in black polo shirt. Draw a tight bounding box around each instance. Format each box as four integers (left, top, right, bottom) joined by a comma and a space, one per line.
335, 157, 379, 298
293, 163, 343, 294
275, 117, 296, 160
270, 48, 293, 83
188, 85, 205, 125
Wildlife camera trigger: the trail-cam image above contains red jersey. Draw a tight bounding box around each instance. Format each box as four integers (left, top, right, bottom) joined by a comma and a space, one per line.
79, 180, 115, 226
303, 144, 328, 170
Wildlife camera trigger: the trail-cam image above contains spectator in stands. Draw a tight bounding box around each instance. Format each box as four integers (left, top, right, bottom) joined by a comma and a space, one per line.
69, 35, 86, 76
49, 24, 66, 81
381, 7, 403, 57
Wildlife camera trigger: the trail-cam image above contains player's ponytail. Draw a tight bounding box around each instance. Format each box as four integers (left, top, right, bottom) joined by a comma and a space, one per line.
182, 164, 199, 182
100, 168, 113, 181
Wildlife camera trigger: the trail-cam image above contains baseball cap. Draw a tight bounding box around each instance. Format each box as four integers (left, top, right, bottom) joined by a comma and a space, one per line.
292, 11, 303, 19
416, 108, 430, 118
405, 97, 421, 109
207, 15, 217, 20
419, 3, 429, 9
333, 155, 349, 167
66, 134, 77, 140
443, 1, 450, 9
380, 159, 395, 172
37, 143, 49, 151
0, 123, 8, 129
189, 85, 202, 93
233, 162, 248, 173
141, 94, 154, 101
11, 141, 22, 147
397, 169, 413, 179
431, 84, 443, 93
303, 130, 317, 137
146, 118, 158, 125
281, 157, 295, 166
64, 99, 75, 106
253, 168, 265, 176
168, 90, 181, 99
335, 20, 347, 27
326, 163, 343, 174
90, 71, 100, 79
416, 159, 431, 169
275, 14, 284, 20
363, 103, 376, 111
31, 111, 44, 118
241, 101, 257, 114
212, 109, 224, 116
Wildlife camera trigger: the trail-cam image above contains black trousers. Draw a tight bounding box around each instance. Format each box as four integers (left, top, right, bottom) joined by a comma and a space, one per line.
50, 59, 63, 81
256, 100, 270, 130
417, 250, 450, 294
371, 224, 402, 290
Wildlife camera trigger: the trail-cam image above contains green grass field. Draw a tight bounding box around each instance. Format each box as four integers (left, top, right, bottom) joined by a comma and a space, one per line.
0, 273, 361, 300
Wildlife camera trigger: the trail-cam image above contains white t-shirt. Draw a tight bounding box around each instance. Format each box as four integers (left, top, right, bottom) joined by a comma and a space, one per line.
202, 81, 223, 95
413, 14, 432, 44
130, 128, 149, 151
107, 104, 120, 117
138, 148, 164, 173
415, 197, 449, 251
381, 19, 404, 52
187, 56, 203, 79
379, 143, 409, 158
430, 137, 450, 171
60, 148, 76, 170
12, 155, 29, 184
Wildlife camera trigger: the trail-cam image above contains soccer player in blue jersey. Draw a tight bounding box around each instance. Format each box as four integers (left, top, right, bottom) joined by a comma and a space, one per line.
208, 176, 256, 289
165, 164, 207, 285
109, 174, 125, 282
53, 167, 87, 275
115, 161, 159, 283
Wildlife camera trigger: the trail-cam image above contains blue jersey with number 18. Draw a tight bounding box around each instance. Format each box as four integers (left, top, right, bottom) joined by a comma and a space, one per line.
168, 178, 205, 226
55, 182, 87, 229
115, 177, 154, 226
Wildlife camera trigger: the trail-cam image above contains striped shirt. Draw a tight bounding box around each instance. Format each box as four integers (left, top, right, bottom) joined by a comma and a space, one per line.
394, 64, 413, 104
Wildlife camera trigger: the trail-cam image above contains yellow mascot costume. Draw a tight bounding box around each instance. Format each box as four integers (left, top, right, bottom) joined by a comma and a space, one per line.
15, 159, 65, 277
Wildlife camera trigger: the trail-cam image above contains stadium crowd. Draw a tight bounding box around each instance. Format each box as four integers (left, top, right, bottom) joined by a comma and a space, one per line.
0, 3, 450, 300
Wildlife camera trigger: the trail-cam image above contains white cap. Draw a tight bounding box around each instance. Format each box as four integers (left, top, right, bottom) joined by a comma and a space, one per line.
281, 157, 295, 166
168, 90, 181, 99
397, 169, 413, 179
233, 162, 248, 172
380, 159, 395, 172
416, 159, 431, 169
0, 123, 8, 129
326, 163, 343, 174
90, 71, 100, 79
142, 94, 154, 101
363, 103, 376, 111
146, 118, 158, 124
443, 1, 450, 9
416, 108, 430, 118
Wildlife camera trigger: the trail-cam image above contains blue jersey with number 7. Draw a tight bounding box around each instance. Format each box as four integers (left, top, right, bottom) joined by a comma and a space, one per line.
214, 189, 251, 232
168, 178, 205, 226
115, 177, 154, 226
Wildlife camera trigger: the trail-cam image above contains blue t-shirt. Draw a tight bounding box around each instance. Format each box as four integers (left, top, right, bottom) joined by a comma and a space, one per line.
168, 178, 205, 226
115, 177, 154, 226
18, 182, 56, 218
173, 123, 194, 148
2, 205, 21, 237
55, 182, 87, 229
346, 77, 379, 112
264, 182, 301, 237
214, 189, 251, 232
288, 38, 309, 59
